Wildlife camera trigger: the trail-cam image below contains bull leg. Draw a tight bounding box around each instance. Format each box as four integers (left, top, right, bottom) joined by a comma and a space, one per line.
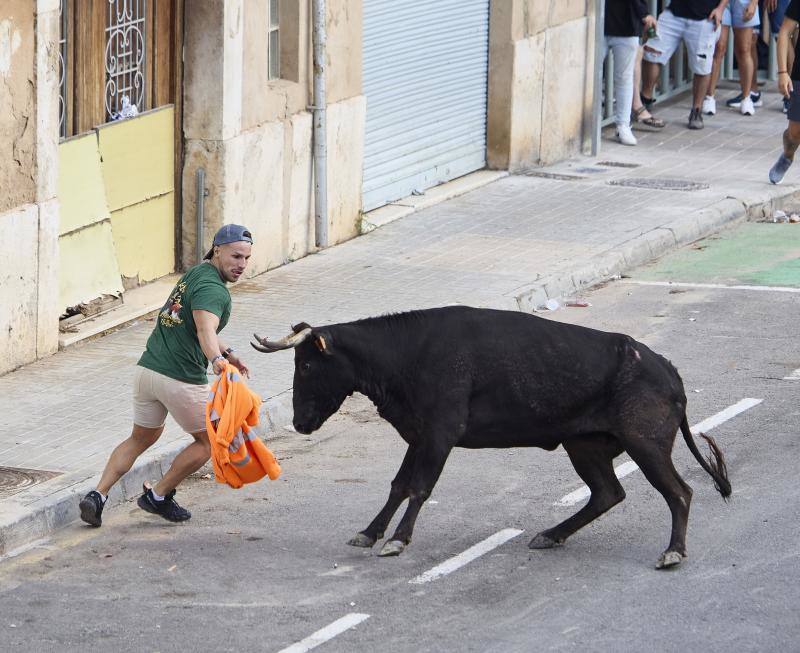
624, 438, 693, 570
529, 433, 625, 550
378, 441, 453, 557
348, 445, 417, 548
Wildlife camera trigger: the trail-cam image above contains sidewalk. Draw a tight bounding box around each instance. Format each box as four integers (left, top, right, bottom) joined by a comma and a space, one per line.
1, 81, 797, 557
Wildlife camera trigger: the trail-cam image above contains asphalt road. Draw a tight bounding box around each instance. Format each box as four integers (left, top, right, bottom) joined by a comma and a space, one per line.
1, 222, 798, 653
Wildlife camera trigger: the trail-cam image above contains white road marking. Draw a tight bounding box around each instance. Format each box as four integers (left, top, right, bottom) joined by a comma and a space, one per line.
277, 613, 370, 653
556, 398, 763, 507
408, 528, 524, 585
621, 280, 800, 293
783, 368, 800, 380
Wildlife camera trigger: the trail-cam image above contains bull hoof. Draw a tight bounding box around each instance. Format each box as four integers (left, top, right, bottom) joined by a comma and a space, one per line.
528, 532, 563, 550
655, 550, 685, 569
378, 540, 406, 557
347, 532, 376, 548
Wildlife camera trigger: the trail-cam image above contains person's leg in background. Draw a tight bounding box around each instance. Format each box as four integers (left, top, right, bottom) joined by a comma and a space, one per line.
769, 115, 800, 182
705, 23, 731, 114
609, 36, 640, 145
769, 12, 799, 183
734, 25, 758, 113
684, 14, 721, 129
724, 0, 761, 112
641, 10, 682, 104
631, 46, 666, 127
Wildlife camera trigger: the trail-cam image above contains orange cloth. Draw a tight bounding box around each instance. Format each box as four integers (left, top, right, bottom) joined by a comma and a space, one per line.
206, 362, 281, 488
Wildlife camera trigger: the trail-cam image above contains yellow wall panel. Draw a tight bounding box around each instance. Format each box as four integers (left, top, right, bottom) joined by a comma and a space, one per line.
59, 221, 124, 309
57, 133, 111, 235
97, 106, 175, 212
110, 193, 175, 283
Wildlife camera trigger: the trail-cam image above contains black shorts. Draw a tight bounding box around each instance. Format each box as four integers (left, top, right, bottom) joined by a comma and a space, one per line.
788, 86, 800, 122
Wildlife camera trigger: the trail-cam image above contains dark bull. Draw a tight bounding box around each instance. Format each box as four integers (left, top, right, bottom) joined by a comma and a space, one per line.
252, 306, 731, 569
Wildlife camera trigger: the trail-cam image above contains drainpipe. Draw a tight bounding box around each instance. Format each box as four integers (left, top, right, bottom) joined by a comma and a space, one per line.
196, 167, 207, 264
591, 0, 605, 156
312, 0, 329, 249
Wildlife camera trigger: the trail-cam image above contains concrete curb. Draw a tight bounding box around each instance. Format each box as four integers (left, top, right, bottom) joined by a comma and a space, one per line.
513, 190, 799, 313
0, 393, 294, 558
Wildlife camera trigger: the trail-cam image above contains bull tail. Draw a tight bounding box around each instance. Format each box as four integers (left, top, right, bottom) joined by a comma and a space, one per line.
680, 415, 732, 500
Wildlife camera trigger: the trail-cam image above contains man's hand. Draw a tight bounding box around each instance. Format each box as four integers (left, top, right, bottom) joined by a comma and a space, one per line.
642, 14, 657, 31
227, 353, 250, 378
709, 6, 725, 28
743, 0, 758, 22
211, 355, 226, 376
765, 0, 778, 12
778, 71, 793, 97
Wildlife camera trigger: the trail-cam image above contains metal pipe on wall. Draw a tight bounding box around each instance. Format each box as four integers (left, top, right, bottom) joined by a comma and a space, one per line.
196, 168, 206, 264
312, 0, 329, 249
591, 0, 605, 155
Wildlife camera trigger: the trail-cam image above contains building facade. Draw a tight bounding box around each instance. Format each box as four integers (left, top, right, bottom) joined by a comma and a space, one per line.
0, 0, 597, 376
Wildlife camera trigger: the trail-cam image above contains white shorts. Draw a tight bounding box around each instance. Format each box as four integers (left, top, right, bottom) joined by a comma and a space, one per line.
643, 10, 721, 76
133, 366, 209, 434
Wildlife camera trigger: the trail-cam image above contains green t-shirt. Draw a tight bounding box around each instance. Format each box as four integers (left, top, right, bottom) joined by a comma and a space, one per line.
138, 262, 232, 384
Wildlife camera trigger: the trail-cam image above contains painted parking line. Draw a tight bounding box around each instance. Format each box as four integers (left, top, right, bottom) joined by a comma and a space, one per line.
556, 398, 763, 507
408, 528, 524, 585
277, 613, 370, 653
621, 280, 800, 293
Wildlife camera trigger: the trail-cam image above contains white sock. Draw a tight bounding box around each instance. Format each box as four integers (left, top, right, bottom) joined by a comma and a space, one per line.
150, 489, 165, 501
95, 491, 107, 503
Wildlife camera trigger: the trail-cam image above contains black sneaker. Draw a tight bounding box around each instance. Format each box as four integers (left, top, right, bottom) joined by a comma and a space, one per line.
79, 490, 105, 527
137, 485, 191, 522
688, 108, 704, 130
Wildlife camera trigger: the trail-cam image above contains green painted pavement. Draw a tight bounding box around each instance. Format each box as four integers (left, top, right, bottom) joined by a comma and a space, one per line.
636, 223, 800, 287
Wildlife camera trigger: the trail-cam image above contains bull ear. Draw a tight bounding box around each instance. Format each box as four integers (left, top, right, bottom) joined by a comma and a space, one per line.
314, 330, 333, 355
292, 321, 312, 333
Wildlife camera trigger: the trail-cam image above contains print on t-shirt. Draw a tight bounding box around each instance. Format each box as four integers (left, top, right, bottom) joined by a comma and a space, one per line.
160, 281, 187, 328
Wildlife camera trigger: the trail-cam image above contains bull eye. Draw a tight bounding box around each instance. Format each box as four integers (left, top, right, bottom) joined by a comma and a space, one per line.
302, 362, 311, 372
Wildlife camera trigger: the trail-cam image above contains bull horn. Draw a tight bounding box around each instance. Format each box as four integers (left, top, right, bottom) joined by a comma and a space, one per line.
250, 327, 313, 353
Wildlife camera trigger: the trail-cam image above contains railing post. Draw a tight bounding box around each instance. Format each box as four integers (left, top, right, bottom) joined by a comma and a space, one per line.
604, 53, 614, 120
768, 34, 778, 81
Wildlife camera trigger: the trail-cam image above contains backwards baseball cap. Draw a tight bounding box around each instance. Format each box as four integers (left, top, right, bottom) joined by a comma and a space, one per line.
203, 224, 254, 260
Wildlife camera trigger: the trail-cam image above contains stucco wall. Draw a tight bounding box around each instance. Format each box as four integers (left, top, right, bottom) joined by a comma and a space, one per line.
0, 0, 60, 376
182, 0, 364, 274
488, 0, 593, 170
0, 1, 36, 214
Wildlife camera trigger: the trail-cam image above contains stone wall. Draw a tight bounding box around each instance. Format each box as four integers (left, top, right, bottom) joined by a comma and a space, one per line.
0, 1, 36, 214
0, 0, 60, 376
487, 0, 595, 170
181, 0, 365, 278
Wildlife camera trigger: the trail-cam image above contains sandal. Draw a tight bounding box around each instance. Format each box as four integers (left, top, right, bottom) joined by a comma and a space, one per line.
632, 105, 666, 129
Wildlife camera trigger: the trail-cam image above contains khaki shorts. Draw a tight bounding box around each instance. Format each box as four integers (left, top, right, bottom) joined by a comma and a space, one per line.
133, 366, 209, 434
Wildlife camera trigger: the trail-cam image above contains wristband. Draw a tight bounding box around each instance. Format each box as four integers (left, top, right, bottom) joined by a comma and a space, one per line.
211, 354, 225, 367
779, 70, 789, 74
222, 347, 234, 359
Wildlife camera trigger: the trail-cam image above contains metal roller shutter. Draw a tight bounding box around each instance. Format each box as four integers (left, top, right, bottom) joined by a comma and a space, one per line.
362, 0, 490, 211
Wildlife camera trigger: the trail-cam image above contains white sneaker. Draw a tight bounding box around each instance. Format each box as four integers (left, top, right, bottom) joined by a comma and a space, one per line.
702, 95, 716, 115
740, 96, 755, 116
616, 124, 637, 146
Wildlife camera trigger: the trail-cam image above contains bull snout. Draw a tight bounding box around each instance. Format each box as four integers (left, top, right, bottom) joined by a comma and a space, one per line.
292, 409, 322, 434
292, 419, 315, 435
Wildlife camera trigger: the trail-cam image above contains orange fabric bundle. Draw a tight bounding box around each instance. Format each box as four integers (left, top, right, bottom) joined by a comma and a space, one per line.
205, 362, 282, 488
